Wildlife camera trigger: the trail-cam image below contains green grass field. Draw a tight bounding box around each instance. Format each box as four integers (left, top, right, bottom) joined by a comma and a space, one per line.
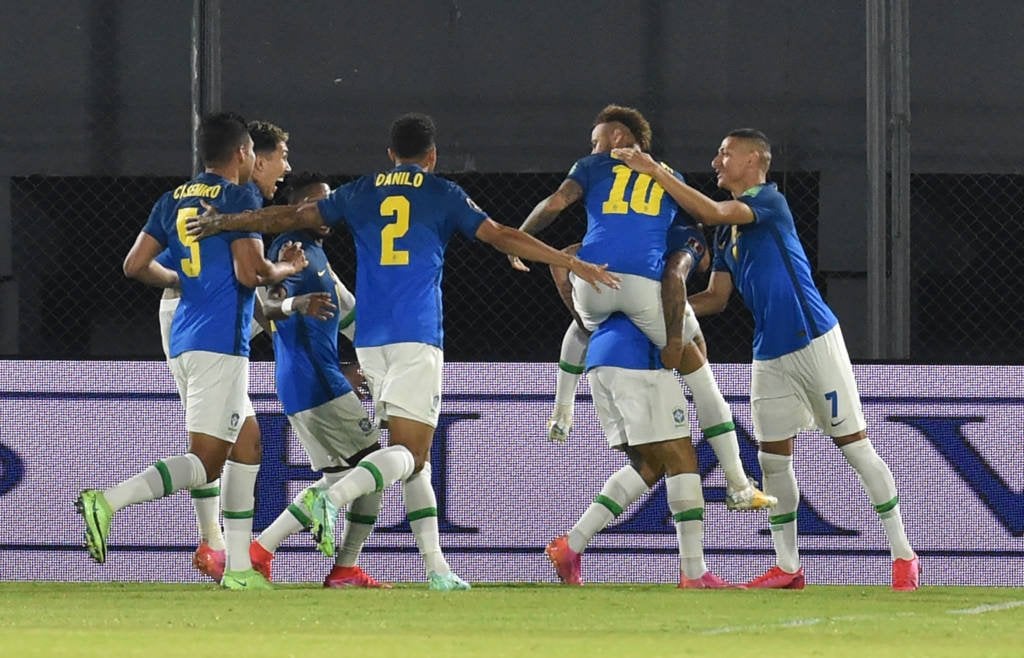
1, 583, 1021, 657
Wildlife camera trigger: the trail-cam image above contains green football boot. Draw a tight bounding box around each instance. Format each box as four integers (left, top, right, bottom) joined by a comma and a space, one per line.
221, 568, 273, 590
75, 489, 113, 564
427, 571, 471, 592
302, 487, 338, 557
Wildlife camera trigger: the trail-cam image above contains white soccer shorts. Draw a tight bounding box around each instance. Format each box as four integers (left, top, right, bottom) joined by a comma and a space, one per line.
288, 392, 381, 470
750, 325, 867, 442
589, 366, 691, 448
571, 272, 666, 347
356, 342, 443, 428
168, 350, 250, 442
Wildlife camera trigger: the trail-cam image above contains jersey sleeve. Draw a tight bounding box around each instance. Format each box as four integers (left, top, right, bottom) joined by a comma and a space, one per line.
711, 226, 731, 272
736, 186, 780, 225
141, 194, 170, 246
666, 224, 708, 281
447, 184, 488, 239
317, 181, 356, 228
565, 158, 589, 194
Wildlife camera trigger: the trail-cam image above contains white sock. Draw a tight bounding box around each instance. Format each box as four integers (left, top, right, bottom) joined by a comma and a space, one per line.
337, 491, 382, 567
333, 274, 357, 342
554, 323, 589, 408
840, 440, 915, 560
567, 465, 649, 554
683, 363, 746, 490
104, 453, 206, 512
759, 452, 801, 573
190, 479, 224, 550
221, 460, 260, 573
402, 463, 451, 576
666, 473, 706, 580
326, 445, 415, 508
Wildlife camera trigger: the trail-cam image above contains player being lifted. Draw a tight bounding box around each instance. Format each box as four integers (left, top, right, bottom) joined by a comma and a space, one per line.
188, 113, 620, 590
248, 172, 386, 588
549, 224, 776, 511
78, 112, 307, 590
614, 130, 918, 590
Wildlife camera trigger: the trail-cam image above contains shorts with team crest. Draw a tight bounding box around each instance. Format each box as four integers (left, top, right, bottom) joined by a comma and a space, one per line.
588, 366, 691, 448
288, 392, 381, 470
168, 350, 251, 442
356, 342, 443, 428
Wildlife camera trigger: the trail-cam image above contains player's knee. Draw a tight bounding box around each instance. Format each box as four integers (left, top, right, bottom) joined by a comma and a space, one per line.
832, 430, 868, 448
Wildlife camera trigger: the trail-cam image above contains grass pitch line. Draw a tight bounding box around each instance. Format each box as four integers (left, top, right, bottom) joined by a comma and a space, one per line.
701, 613, 914, 636
947, 601, 1024, 616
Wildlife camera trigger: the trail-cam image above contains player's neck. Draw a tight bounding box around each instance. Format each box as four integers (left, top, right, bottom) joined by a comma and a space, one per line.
729, 175, 767, 198
393, 159, 429, 171
204, 166, 240, 185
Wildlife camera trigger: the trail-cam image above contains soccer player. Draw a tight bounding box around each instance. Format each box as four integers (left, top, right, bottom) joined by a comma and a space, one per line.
77, 112, 307, 590
510, 104, 689, 368
187, 113, 620, 590
155, 119, 294, 583
548, 226, 777, 511
546, 312, 736, 589
248, 173, 386, 588
613, 130, 919, 591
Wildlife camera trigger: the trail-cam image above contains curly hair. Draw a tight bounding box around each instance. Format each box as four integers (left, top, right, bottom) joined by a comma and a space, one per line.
283, 171, 330, 204
593, 104, 652, 151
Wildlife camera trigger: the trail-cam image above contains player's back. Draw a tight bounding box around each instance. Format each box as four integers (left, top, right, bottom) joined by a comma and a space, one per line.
142, 172, 262, 358
570, 152, 682, 280
316, 163, 487, 349
586, 312, 663, 371
267, 231, 353, 415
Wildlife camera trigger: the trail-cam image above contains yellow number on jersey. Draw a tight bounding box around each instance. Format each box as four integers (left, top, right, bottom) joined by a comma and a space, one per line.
601, 165, 666, 216
380, 196, 410, 265
175, 207, 202, 277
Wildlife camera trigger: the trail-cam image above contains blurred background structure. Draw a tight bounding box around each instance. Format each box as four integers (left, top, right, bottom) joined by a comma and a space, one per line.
2, 0, 1021, 363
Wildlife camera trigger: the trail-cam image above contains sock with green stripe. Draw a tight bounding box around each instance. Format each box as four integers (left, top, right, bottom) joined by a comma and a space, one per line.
103, 453, 206, 513
256, 470, 345, 553
683, 363, 746, 491
337, 490, 382, 567
666, 472, 706, 579
401, 463, 451, 576
567, 465, 649, 554
222, 460, 260, 572
839, 439, 914, 560
190, 479, 224, 550
759, 451, 801, 572
326, 445, 415, 509
554, 322, 589, 408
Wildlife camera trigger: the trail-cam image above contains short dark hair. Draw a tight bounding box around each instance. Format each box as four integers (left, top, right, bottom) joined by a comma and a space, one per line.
284, 171, 331, 204
199, 112, 249, 167
594, 104, 652, 151
248, 120, 289, 155
726, 128, 772, 170
390, 113, 436, 159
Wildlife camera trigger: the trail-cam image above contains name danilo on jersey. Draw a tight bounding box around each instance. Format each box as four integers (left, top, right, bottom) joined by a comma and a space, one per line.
375, 171, 424, 188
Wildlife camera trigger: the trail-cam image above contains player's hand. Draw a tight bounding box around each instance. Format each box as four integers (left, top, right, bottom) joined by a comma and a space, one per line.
295, 292, 336, 320
660, 339, 684, 371
279, 241, 308, 272
611, 147, 659, 175
568, 257, 621, 292
507, 254, 530, 272
187, 201, 225, 239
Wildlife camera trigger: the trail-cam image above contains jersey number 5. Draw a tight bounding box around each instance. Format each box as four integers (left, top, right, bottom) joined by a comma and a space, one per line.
175, 208, 202, 277
380, 196, 410, 266
602, 165, 666, 216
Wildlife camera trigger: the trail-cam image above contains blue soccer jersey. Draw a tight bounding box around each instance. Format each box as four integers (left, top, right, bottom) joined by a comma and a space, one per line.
316, 164, 487, 349
568, 153, 683, 280
244, 180, 269, 205
142, 172, 262, 358
267, 232, 353, 415
711, 183, 838, 360
586, 312, 663, 371
666, 220, 708, 281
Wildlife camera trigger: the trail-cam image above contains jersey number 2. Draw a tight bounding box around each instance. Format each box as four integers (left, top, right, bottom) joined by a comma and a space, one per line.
380, 196, 410, 266
602, 164, 666, 216
175, 208, 202, 277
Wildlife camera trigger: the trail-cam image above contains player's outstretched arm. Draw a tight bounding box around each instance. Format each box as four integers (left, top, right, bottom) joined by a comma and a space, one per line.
123, 231, 179, 289
477, 219, 620, 291
262, 283, 336, 322
610, 149, 755, 226
688, 271, 734, 317
187, 202, 325, 239
232, 238, 308, 288
508, 178, 583, 272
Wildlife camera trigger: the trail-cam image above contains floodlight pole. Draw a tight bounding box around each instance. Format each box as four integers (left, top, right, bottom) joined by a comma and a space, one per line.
190, 0, 222, 175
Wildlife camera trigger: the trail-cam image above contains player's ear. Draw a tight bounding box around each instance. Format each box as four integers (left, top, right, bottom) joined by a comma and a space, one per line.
386, 147, 397, 164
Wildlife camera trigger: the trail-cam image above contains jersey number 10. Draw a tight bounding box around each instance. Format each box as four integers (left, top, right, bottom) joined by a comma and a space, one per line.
602, 165, 666, 216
